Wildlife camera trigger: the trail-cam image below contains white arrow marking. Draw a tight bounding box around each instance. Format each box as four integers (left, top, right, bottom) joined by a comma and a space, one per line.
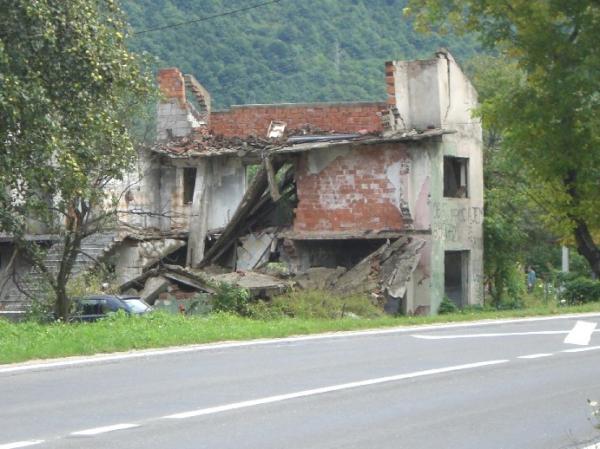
564, 320, 597, 346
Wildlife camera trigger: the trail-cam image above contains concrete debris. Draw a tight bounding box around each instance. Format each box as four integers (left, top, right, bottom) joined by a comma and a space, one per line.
294, 267, 347, 291
209, 271, 289, 299
333, 236, 425, 300
267, 120, 287, 139
139, 276, 169, 305
236, 232, 276, 271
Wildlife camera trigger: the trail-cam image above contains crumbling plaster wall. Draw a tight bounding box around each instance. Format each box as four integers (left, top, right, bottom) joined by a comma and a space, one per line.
294, 144, 417, 234
391, 52, 483, 314
382, 50, 484, 314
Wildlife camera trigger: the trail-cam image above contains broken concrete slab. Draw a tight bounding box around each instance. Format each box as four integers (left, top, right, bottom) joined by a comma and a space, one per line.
333, 236, 425, 301
236, 232, 275, 271
139, 276, 169, 305
209, 271, 289, 299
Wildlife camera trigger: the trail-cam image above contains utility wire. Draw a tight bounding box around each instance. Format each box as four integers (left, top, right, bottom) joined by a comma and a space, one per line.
132, 0, 283, 36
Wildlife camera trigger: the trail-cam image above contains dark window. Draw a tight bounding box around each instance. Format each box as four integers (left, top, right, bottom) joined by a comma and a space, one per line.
444, 156, 469, 198
183, 167, 197, 204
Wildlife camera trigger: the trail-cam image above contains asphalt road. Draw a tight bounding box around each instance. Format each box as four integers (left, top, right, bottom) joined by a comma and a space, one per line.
2, 313, 600, 449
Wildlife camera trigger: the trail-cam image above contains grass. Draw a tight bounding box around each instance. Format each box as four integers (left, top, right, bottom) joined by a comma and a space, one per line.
2, 299, 600, 365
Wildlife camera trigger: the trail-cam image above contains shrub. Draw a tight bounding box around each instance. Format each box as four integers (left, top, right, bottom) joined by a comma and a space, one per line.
211, 282, 252, 315
438, 297, 459, 314
560, 277, 600, 305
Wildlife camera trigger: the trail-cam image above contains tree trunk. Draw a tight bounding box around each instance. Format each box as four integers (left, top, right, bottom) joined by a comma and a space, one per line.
54, 281, 70, 321
564, 171, 600, 278
573, 220, 600, 279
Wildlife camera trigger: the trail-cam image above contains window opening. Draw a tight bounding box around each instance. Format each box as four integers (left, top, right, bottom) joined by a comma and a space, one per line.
183, 167, 197, 204
444, 156, 469, 198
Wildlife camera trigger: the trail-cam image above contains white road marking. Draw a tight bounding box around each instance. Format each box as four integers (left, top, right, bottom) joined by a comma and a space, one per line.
564, 320, 597, 346
0, 441, 44, 449
517, 353, 553, 359
164, 359, 508, 419
3, 312, 600, 375
412, 331, 572, 339
579, 442, 600, 449
70, 423, 139, 436
562, 345, 600, 353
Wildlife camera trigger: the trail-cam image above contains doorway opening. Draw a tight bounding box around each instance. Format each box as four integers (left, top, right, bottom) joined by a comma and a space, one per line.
444, 250, 469, 307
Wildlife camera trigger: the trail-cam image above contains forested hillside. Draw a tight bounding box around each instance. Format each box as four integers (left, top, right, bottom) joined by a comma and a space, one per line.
123, 0, 480, 109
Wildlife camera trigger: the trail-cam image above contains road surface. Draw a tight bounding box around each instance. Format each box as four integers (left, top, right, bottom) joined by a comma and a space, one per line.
2, 313, 600, 449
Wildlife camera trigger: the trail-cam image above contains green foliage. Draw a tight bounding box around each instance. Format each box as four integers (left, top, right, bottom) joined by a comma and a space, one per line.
122, 0, 481, 109
409, 0, 600, 277
437, 297, 458, 314
248, 290, 384, 320
560, 276, 600, 305
211, 282, 252, 315
0, 0, 154, 319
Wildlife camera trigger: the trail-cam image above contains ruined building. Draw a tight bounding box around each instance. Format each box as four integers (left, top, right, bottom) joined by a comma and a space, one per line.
0, 50, 483, 315
114, 49, 483, 314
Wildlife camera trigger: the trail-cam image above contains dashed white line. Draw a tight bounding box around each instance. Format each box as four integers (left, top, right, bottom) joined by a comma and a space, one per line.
164, 359, 509, 419
413, 330, 579, 339
0, 441, 44, 449
70, 423, 140, 436
562, 345, 600, 353
517, 353, 553, 359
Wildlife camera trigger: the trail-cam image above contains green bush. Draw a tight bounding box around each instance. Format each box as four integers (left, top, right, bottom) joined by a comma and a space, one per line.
438, 297, 459, 315
211, 282, 252, 315
560, 277, 600, 305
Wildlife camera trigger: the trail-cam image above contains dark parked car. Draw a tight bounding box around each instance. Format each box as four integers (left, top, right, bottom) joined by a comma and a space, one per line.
70, 295, 152, 322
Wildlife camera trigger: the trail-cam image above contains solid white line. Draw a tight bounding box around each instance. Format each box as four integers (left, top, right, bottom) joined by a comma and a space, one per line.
579, 442, 600, 449
413, 331, 572, 340
517, 353, 553, 359
564, 320, 597, 346
0, 441, 44, 449
562, 345, 600, 353
3, 311, 600, 375
70, 423, 139, 436
164, 359, 508, 419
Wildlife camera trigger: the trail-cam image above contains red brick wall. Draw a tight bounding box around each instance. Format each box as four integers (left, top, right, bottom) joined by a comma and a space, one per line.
157, 68, 185, 104
294, 145, 409, 233
210, 102, 386, 138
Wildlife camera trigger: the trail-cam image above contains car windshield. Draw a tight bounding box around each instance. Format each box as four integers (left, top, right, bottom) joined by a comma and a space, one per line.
122, 298, 150, 313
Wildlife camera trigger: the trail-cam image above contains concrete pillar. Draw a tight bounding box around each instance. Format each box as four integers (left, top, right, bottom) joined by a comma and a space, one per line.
562, 246, 569, 273
186, 160, 211, 268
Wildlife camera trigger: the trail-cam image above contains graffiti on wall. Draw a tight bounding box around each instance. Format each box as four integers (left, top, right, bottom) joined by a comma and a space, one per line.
431, 203, 484, 244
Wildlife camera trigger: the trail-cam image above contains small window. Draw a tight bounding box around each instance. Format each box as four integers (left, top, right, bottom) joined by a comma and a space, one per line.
183, 167, 197, 204
444, 156, 469, 198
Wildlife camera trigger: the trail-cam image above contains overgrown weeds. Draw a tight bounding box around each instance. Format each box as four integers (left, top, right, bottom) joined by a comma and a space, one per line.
247, 289, 384, 320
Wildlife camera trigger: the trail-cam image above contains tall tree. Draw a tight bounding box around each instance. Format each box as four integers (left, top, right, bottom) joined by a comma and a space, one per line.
408, 0, 600, 277
0, 0, 153, 319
